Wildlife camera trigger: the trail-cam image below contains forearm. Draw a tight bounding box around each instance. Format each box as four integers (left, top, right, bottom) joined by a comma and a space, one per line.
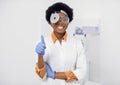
55, 72, 67, 80
35, 56, 46, 79
38, 56, 44, 68
55, 71, 78, 82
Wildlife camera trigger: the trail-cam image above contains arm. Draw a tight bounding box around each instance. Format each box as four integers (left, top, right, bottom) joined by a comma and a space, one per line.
38, 56, 44, 68
35, 35, 46, 79
45, 63, 78, 82
55, 72, 67, 80
35, 56, 46, 79
55, 72, 78, 82
72, 40, 87, 82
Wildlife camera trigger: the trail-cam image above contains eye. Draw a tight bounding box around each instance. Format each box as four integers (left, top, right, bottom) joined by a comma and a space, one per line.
60, 16, 69, 22
64, 17, 68, 21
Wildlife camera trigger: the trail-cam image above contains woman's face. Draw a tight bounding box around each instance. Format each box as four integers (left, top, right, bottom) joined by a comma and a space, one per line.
50, 12, 69, 34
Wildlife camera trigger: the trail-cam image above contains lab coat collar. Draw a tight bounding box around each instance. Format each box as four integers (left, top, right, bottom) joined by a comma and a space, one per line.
51, 32, 67, 43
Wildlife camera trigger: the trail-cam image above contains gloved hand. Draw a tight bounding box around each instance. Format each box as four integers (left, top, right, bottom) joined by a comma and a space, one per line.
35, 35, 46, 56
45, 62, 55, 79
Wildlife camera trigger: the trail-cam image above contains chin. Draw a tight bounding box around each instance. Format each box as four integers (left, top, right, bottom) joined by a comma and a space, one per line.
58, 31, 66, 34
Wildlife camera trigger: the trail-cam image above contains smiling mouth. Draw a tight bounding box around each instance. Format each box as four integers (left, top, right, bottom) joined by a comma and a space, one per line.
57, 26, 64, 30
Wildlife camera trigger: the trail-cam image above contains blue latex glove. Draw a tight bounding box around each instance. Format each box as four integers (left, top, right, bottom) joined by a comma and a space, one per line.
45, 62, 55, 79
35, 35, 46, 56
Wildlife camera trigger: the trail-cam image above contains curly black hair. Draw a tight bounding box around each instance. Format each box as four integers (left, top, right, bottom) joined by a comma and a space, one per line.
46, 2, 73, 24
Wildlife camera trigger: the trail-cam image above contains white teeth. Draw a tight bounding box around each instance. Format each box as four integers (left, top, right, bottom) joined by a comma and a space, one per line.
57, 26, 63, 29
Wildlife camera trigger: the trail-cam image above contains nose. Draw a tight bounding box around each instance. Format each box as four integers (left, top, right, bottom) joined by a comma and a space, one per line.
56, 20, 64, 25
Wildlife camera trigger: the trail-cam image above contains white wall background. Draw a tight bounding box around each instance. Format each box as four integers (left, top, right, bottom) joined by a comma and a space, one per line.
0, 0, 120, 85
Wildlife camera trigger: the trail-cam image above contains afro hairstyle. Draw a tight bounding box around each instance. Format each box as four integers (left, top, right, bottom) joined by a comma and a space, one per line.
45, 2, 73, 24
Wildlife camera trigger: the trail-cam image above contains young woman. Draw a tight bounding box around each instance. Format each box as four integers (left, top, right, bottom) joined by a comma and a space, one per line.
35, 2, 87, 85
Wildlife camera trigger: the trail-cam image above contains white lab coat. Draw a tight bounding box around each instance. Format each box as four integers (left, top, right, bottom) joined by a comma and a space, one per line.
39, 33, 87, 85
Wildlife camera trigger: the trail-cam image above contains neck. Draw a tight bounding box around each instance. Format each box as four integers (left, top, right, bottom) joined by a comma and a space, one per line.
54, 31, 66, 40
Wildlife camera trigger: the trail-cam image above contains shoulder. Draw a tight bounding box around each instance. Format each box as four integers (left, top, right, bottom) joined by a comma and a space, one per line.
70, 35, 85, 52
67, 34, 83, 45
